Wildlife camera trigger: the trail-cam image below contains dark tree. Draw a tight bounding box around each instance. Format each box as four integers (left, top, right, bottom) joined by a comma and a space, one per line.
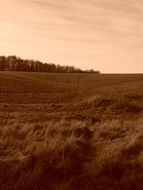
0, 55, 101, 74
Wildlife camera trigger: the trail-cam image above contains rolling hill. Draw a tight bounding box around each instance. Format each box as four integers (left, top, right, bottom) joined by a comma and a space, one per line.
0, 71, 143, 190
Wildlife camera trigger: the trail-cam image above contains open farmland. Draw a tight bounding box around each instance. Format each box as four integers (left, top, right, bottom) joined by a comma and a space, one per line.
0, 71, 143, 190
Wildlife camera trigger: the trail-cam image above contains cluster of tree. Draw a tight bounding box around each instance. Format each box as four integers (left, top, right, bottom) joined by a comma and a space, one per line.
0, 55, 100, 73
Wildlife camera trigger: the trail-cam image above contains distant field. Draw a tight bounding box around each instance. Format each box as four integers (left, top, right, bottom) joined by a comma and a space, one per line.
0, 71, 143, 190
0, 71, 143, 103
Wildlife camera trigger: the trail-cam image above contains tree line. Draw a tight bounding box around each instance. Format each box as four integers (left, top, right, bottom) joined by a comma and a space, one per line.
0, 55, 100, 73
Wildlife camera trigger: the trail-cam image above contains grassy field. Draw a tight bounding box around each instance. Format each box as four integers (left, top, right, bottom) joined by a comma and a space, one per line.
0, 71, 143, 190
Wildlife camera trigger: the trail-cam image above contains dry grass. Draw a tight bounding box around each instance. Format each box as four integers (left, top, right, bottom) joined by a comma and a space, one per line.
0, 120, 95, 190
0, 72, 143, 189
1, 118, 143, 190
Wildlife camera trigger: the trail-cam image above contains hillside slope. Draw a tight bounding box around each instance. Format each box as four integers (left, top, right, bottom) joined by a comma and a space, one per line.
0, 72, 143, 190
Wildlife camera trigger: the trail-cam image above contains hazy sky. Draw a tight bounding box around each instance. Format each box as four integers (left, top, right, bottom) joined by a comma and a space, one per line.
1, 0, 143, 73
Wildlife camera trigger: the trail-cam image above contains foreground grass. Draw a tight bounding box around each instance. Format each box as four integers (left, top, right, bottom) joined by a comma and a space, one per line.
0, 120, 94, 190
1, 118, 143, 190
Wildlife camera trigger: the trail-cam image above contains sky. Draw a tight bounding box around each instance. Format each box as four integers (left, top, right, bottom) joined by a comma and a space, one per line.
1, 0, 143, 73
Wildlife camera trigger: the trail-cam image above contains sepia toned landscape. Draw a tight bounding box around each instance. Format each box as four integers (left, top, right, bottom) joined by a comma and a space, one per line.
1, 0, 143, 189
0, 71, 143, 190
